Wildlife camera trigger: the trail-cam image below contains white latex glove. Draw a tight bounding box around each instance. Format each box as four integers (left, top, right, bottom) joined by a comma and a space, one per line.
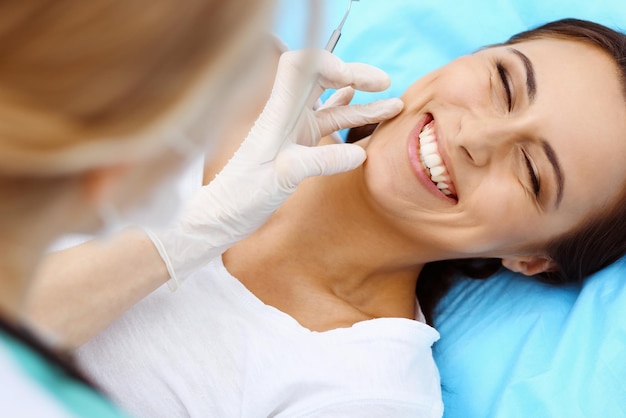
147, 49, 404, 290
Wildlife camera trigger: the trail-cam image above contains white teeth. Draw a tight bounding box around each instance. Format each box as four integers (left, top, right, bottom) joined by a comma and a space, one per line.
418, 121, 454, 197
431, 174, 449, 183
419, 132, 435, 144
420, 142, 437, 156
429, 166, 446, 177
423, 153, 443, 168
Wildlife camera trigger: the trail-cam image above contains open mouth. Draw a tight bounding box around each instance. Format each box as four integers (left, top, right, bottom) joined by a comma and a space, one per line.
418, 119, 457, 200
410, 114, 458, 202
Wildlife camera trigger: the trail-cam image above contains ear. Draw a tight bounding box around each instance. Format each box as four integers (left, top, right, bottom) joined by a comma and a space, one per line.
80, 164, 133, 207
501, 255, 558, 276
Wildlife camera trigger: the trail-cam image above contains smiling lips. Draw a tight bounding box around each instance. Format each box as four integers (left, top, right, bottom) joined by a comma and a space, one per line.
404, 115, 460, 204
418, 120, 457, 199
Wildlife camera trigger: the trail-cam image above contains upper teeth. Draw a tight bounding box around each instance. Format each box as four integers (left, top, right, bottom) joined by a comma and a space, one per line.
418, 121, 453, 196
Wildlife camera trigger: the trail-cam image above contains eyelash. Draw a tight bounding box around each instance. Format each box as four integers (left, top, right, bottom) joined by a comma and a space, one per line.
496, 61, 512, 111
521, 149, 540, 197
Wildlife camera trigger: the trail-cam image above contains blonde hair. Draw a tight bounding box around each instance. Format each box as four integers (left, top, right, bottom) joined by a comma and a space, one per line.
0, 0, 274, 175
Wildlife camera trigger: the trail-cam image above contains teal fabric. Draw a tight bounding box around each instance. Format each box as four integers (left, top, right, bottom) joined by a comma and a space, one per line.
275, 1, 626, 417
1, 332, 128, 418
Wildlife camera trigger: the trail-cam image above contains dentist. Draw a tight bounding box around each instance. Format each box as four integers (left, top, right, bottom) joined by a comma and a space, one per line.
0, 0, 402, 416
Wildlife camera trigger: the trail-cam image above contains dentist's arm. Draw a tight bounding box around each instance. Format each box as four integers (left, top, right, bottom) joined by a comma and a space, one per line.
27, 229, 170, 348
25, 49, 403, 348
24, 40, 282, 349
149, 49, 404, 290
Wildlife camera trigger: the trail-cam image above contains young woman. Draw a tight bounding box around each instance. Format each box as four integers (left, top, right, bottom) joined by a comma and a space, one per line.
72, 19, 626, 417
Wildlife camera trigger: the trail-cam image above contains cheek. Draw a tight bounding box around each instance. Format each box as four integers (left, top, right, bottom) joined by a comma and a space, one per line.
432, 57, 493, 110
362, 144, 413, 212
362, 117, 434, 213
457, 182, 544, 254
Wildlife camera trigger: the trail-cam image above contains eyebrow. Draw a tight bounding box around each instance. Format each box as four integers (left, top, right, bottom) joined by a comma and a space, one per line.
541, 139, 564, 208
508, 47, 536, 103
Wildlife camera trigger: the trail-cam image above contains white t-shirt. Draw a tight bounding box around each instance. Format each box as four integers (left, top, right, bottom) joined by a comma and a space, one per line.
76, 257, 443, 417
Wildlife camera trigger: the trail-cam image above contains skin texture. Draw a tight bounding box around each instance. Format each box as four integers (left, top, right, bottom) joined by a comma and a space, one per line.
226, 38, 626, 331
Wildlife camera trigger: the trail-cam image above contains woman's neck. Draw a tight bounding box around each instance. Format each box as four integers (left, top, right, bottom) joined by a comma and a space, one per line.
224, 167, 430, 327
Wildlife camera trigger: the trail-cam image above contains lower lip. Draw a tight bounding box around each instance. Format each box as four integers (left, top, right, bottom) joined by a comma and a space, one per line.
407, 114, 457, 204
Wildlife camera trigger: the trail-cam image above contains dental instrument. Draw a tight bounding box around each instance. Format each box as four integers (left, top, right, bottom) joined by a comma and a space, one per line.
263, 0, 360, 163
325, 0, 359, 53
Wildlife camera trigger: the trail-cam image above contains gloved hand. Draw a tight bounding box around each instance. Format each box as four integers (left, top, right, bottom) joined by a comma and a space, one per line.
147, 49, 404, 290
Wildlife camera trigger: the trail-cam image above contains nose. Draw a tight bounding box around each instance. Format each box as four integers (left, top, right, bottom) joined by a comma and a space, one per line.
455, 115, 529, 167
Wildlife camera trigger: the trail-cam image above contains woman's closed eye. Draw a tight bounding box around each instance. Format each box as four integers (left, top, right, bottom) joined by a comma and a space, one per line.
496, 62, 513, 112
521, 148, 541, 198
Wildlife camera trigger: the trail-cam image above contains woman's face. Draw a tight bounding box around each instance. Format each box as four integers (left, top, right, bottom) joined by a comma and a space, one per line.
362, 38, 626, 261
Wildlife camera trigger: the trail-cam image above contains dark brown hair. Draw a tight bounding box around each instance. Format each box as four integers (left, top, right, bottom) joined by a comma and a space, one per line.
415, 18, 626, 324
